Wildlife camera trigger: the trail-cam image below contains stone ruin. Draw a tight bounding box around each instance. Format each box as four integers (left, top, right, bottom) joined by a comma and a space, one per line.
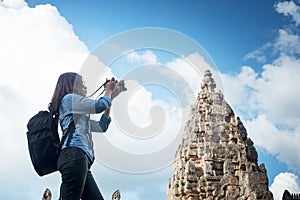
167, 70, 273, 200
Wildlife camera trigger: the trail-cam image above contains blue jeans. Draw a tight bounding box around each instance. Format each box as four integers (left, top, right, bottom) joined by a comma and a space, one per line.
57, 147, 104, 200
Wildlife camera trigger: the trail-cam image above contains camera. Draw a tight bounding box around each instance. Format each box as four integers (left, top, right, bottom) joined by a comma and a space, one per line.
88, 79, 127, 98
104, 79, 127, 92
104, 79, 127, 98
110, 80, 126, 99
116, 80, 127, 92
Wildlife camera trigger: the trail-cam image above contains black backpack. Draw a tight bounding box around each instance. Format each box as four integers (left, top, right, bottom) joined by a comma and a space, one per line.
26, 105, 74, 176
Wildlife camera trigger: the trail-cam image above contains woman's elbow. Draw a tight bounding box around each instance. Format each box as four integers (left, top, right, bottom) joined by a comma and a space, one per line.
99, 122, 110, 132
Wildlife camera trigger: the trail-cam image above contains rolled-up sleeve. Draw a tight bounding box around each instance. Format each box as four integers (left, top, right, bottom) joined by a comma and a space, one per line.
90, 114, 111, 132
96, 96, 111, 112
65, 94, 111, 114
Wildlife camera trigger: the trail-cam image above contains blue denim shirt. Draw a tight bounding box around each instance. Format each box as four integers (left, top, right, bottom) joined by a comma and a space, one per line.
59, 94, 111, 162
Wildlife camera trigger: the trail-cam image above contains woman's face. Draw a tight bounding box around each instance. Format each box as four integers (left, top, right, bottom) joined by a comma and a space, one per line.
76, 78, 87, 97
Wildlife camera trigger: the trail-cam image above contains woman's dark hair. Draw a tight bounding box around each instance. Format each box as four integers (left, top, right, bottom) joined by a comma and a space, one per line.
50, 72, 83, 113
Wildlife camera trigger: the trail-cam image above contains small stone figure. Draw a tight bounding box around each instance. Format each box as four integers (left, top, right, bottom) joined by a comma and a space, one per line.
246, 138, 258, 163
42, 188, 52, 200
237, 117, 247, 141
112, 189, 121, 200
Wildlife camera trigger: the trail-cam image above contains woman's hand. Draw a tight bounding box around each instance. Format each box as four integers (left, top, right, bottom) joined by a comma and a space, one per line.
105, 77, 117, 91
104, 77, 117, 99
111, 85, 122, 100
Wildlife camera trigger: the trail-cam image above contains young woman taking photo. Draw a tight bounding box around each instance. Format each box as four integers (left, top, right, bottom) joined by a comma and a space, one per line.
50, 72, 120, 200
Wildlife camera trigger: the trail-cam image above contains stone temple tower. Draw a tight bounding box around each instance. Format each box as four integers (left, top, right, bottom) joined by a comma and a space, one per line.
167, 70, 273, 200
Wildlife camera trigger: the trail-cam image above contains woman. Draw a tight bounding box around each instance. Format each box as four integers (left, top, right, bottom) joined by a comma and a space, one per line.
50, 72, 119, 200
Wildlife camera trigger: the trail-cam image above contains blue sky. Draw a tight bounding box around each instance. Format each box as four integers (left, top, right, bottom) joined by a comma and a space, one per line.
1, 0, 300, 199
26, 0, 286, 72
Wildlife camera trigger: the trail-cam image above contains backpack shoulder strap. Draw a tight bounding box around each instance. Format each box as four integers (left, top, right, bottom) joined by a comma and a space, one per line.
60, 120, 75, 148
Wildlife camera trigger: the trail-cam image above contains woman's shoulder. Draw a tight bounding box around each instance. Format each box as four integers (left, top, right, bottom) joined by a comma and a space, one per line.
63, 93, 81, 99
61, 93, 84, 104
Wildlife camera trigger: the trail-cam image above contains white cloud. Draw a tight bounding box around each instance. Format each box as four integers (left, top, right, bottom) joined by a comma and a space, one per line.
127, 50, 158, 64
245, 115, 300, 170
275, 29, 300, 56
275, 1, 300, 26
244, 12, 300, 63
244, 28, 300, 63
0, 0, 27, 9
243, 42, 272, 63
255, 55, 300, 127
101, 80, 182, 153
166, 52, 223, 95
270, 172, 300, 200
90, 163, 172, 200
121, 191, 140, 200
0, 2, 89, 109
220, 66, 258, 118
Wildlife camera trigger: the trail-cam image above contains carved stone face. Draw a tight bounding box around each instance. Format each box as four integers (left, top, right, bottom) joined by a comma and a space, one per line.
226, 185, 240, 199
226, 147, 239, 161
213, 146, 226, 159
